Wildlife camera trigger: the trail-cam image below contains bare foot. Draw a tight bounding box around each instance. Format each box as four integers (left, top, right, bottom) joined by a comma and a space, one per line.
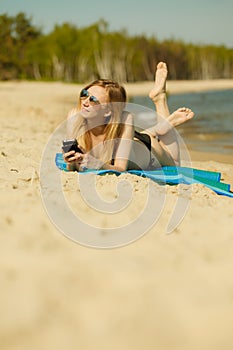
168, 107, 194, 127
155, 107, 194, 135
149, 62, 168, 102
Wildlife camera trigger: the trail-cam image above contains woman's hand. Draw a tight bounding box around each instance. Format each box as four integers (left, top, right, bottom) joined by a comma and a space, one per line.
63, 149, 85, 171
63, 150, 83, 163
63, 149, 104, 171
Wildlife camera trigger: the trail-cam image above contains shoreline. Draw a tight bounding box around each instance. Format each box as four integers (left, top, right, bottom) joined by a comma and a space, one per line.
125, 79, 233, 96
188, 149, 233, 166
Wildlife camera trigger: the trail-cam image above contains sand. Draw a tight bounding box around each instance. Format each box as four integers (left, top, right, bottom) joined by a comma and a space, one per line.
1, 80, 233, 350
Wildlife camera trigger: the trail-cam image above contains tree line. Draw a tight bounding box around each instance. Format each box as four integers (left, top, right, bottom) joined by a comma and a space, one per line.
1, 12, 233, 82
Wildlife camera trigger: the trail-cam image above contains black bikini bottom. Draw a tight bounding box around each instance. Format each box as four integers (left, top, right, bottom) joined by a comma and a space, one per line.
134, 130, 151, 152
134, 130, 156, 169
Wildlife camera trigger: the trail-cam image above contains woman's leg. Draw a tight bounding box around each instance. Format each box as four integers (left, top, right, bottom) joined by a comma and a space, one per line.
149, 61, 170, 119
143, 62, 194, 165
141, 107, 194, 166
143, 108, 195, 166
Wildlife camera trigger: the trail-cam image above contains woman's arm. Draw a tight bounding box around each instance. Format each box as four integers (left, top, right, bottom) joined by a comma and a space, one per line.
63, 107, 82, 171
108, 112, 134, 172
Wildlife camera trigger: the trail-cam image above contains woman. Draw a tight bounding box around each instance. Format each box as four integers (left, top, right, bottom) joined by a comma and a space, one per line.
63, 62, 194, 171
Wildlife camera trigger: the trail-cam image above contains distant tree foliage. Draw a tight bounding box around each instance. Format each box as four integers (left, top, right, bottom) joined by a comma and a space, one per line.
0, 13, 233, 82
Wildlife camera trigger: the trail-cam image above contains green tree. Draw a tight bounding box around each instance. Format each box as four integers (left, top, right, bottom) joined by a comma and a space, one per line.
1, 13, 233, 82
14, 12, 41, 78
0, 14, 16, 79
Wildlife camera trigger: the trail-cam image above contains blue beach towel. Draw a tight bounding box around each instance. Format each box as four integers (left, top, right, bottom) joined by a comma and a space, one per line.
55, 153, 233, 198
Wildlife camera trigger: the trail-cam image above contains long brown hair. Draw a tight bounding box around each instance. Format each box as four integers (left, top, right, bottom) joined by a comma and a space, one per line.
72, 79, 128, 164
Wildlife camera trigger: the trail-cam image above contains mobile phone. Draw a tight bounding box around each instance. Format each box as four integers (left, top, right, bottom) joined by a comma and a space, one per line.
62, 139, 83, 154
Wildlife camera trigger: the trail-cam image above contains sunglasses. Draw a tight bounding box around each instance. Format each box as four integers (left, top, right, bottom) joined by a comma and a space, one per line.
80, 89, 100, 105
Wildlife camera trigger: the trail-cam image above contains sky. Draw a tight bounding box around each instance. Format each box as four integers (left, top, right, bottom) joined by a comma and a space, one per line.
1, 0, 233, 48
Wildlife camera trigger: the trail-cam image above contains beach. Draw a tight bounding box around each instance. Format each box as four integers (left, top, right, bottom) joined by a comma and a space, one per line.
1, 80, 233, 350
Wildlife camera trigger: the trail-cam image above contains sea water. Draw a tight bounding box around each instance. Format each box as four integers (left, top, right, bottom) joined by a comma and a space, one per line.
130, 89, 233, 156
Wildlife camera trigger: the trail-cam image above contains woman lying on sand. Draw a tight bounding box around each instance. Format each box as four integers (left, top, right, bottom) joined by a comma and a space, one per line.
63, 62, 194, 171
